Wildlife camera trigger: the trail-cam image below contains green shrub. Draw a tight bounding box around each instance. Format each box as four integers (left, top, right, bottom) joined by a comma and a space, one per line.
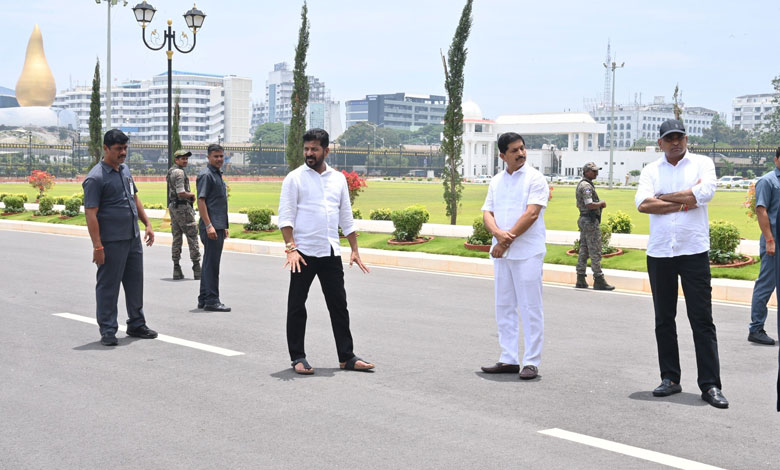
238, 208, 249, 214
35, 196, 56, 216
144, 203, 165, 210
70, 192, 84, 206
369, 208, 392, 220
54, 196, 67, 205
709, 220, 740, 264
244, 208, 276, 231
467, 216, 492, 245
606, 210, 633, 234
390, 205, 429, 241
0, 193, 6, 202
13, 193, 29, 203
61, 197, 81, 217
427, 177, 433, 182
2, 195, 25, 213
352, 208, 362, 220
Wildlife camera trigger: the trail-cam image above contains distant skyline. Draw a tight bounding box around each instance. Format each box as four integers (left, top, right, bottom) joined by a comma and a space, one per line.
2, 0, 779, 123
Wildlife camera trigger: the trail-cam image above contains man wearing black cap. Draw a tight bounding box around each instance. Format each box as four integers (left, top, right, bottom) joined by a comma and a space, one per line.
575, 161, 614, 290
635, 119, 728, 408
167, 149, 201, 280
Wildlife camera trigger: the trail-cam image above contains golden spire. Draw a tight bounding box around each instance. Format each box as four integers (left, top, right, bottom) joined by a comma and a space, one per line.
15, 25, 56, 107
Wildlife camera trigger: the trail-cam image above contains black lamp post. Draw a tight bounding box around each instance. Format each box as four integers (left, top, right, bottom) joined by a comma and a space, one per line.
131, 0, 205, 203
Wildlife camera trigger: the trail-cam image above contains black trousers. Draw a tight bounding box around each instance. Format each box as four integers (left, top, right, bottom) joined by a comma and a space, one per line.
95, 236, 146, 335
198, 226, 225, 306
647, 252, 721, 392
287, 250, 355, 363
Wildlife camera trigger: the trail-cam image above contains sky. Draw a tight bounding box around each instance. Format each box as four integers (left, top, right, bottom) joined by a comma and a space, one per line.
3, 0, 780, 122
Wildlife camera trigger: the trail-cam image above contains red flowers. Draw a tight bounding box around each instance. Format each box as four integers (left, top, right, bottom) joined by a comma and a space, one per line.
28, 170, 55, 199
342, 170, 367, 205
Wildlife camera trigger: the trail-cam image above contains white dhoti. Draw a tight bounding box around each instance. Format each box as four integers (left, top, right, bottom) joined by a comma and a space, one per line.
493, 254, 544, 367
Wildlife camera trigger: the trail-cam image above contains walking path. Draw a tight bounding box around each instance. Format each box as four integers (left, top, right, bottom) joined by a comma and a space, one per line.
1, 212, 770, 307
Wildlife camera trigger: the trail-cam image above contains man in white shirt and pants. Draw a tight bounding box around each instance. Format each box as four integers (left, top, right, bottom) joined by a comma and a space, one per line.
636, 119, 728, 408
480, 132, 549, 380
278, 128, 374, 375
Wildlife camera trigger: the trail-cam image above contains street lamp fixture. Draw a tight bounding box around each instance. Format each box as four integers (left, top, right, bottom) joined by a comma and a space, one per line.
131, 1, 205, 204
96, 0, 131, 129
603, 60, 625, 189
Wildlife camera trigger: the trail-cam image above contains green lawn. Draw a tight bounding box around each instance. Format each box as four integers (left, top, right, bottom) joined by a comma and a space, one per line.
0, 180, 758, 238
0, 210, 761, 281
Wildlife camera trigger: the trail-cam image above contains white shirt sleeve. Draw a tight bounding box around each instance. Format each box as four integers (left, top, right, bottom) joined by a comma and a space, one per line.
277, 173, 297, 229
338, 174, 356, 236
691, 155, 716, 205
527, 172, 549, 207
635, 165, 656, 209
481, 179, 495, 212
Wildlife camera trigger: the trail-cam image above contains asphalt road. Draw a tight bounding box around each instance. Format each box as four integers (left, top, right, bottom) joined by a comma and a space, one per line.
1, 230, 778, 469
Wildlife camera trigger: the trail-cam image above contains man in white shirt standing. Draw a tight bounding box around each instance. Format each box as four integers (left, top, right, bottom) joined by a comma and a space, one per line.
635, 119, 728, 408
480, 132, 549, 380
278, 128, 374, 375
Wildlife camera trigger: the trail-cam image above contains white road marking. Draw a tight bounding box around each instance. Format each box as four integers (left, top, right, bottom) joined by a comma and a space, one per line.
52, 313, 244, 357
538, 428, 725, 470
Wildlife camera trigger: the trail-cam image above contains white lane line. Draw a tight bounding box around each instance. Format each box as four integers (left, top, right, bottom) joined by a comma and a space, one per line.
52, 313, 244, 357
538, 428, 724, 470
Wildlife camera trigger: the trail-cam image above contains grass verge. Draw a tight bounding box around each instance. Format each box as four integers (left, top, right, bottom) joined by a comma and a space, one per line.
0, 211, 760, 281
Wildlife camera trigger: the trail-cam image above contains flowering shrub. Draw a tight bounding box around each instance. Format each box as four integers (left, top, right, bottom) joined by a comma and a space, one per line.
341, 170, 367, 205
28, 170, 55, 199
744, 183, 756, 219
548, 185, 554, 200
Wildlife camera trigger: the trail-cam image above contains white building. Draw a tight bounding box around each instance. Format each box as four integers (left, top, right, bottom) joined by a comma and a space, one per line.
461, 99, 680, 183
250, 62, 342, 138
54, 71, 252, 144
590, 96, 716, 148
732, 93, 779, 131
460, 100, 606, 178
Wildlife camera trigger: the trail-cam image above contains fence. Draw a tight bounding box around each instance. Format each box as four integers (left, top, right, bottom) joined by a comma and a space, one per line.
0, 142, 445, 179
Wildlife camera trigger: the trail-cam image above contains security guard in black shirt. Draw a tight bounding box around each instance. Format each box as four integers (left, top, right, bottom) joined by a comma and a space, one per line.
82, 129, 158, 346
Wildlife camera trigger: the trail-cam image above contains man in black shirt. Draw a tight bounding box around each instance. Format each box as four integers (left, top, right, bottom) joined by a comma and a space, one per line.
196, 143, 230, 312
82, 129, 158, 346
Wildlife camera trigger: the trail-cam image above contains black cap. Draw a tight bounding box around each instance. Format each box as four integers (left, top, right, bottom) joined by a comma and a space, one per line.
659, 119, 686, 138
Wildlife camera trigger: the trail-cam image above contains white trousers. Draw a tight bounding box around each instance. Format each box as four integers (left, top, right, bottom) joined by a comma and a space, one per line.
493, 254, 544, 367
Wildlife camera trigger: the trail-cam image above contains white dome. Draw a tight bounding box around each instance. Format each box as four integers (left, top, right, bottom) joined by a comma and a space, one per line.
461, 100, 482, 120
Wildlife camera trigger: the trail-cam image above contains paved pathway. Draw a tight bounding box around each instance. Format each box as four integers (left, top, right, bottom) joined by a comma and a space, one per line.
1, 230, 778, 469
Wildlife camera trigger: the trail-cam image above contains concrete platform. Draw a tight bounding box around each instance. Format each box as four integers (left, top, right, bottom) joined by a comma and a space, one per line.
2, 218, 770, 307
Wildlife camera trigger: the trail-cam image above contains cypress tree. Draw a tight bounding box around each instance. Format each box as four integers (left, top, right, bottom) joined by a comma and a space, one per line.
285, 1, 310, 171
171, 91, 182, 159
88, 59, 103, 170
441, 0, 473, 225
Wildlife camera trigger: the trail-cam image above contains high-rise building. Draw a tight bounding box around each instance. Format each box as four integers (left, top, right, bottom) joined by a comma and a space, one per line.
0, 86, 19, 108
589, 96, 716, 149
345, 93, 446, 130
54, 71, 252, 143
250, 62, 342, 137
732, 93, 779, 131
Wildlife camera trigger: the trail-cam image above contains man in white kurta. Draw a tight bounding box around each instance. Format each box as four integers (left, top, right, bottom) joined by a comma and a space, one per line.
480, 132, 549, 380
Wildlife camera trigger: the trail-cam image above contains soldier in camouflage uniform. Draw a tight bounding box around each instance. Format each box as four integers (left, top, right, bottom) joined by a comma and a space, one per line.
575, 162, 614, 290
167, 149, 201, 280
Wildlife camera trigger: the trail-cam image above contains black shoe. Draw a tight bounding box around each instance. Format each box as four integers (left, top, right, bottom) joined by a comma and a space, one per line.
480, 362, 520, 374
748, 329, 776, 345
100, 333, 118, 346
652, 378, 682, 397
126, 325, 158, 339
701, 387, 729, 408
204, 303, 231, 312
197, 302, 204, 309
